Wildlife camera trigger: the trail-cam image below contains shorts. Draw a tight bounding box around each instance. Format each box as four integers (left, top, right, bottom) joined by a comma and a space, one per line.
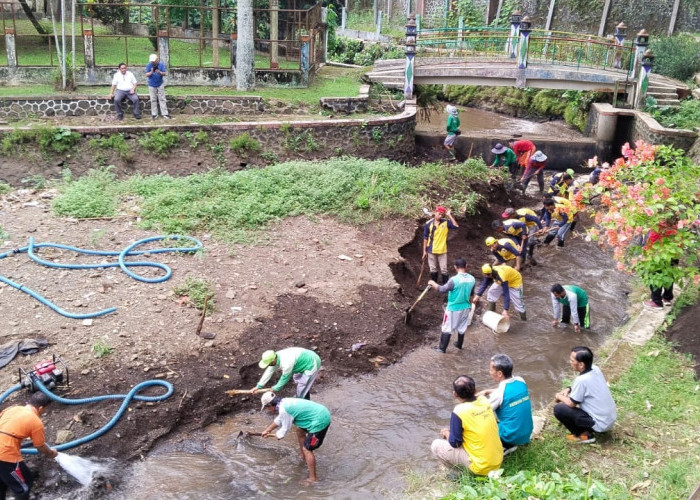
444, 133, 457, 147
302, 424, 330, 451
441, 308, 471, 334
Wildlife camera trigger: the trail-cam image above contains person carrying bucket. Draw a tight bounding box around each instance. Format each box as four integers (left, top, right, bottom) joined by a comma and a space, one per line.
550, 284, 590, 333
427, 257, 475, 353
423, 206, 459, 285
472, 263, 526, 322
444, 105, 461, 160
485, 236, 522, 271
251, 347, 321, 399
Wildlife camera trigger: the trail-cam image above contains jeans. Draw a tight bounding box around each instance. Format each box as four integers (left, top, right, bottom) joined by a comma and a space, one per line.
148, 84, 169, 117
113, 89, 140, 118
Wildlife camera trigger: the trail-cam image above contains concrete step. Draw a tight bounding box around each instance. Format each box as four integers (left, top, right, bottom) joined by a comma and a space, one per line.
647, 92, 680, 99
647, 85, 676, 93
653, 98, 681, 106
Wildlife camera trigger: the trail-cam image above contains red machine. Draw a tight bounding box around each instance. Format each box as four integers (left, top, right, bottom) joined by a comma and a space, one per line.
19, 355, 69, 392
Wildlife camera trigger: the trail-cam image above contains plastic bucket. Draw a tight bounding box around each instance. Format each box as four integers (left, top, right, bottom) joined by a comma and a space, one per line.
482, 310, 510, 333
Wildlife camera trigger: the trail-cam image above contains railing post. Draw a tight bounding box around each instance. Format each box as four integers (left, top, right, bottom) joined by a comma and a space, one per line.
613, 22, 626, 69
158, 30, 170, 70
633, 29, 649, 80
458, 17, 464, 50
83, 29, 95, 83
404, 14, 417, 100
270, 0, 279, 69
231, 33, 237, 69
507, 10, 521, 58
376, 10, 382, 35
4, 29, 17, 72
517, 16, 531, 69
341, 7, 347, 30
321, 7, 328, 62
300, 34, 310, 86
635, 49, 654, 109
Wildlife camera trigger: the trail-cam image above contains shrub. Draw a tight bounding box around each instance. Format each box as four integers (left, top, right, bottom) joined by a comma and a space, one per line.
230, 133, 261, 154
0, 129, 36, 155
650, 98, 700, 130
92, 338, 114, 358
53, 167, 119, 218
173, 277, 215, 313
0, 182, 11, 195
650, 35, 700, 82
90, 133, 132, 160
37, 126, 81, 153
139, 129, 180, 156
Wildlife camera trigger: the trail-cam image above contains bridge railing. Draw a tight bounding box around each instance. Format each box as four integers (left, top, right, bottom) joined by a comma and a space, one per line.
416, 26, 512, 58
528, 34, 635, 76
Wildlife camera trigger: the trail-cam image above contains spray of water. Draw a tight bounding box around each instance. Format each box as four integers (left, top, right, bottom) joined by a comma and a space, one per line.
55, 452, 108, 486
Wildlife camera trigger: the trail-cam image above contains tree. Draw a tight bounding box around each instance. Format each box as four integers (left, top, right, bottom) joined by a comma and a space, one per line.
17, 0, 50, 35
236, 0, 255, 89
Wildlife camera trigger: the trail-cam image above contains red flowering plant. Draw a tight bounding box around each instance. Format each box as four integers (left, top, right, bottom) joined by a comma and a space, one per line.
574, 141, 700, 290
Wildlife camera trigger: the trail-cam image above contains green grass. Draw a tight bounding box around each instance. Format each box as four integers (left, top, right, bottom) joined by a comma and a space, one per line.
651, 98, 700, 131
173, 276, 215, 313
51, 157, 499, 243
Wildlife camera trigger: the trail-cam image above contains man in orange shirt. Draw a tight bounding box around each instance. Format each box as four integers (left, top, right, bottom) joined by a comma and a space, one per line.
0, 392, 57, 499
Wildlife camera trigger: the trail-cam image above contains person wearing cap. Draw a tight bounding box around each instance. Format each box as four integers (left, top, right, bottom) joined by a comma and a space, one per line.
251, 347, 321, 399
476, 354, 534, 453
547, 172, 578, 199
427, 257, 476, 353
107, 62, 141, 120
145, 53, 170, 120
508, 138, 536, 174
485, 236, 522, 271
501, 207, 544, 266
430, 375, 503, 475
519, 150, 547, 193
491, 143, 518, 179
472, 263, 526, 322
444, 105, 461, 160
549, 169, 575, 191
542, 196, 575, 247
260, 393, 331, 483
491, 218, 528, 252
423, 206, 459, 285
550, 284, 590, 333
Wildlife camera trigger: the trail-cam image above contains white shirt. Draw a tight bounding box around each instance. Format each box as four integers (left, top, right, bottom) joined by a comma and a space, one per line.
111, 70, 137, 91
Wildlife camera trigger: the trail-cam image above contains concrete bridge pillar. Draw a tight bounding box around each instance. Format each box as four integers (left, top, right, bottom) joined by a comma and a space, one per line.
158, 31, 170, 70
594, 106, 618, 161
635, 49, 655, 109
507, 11, 521, 58
633, 29, 649, 80
83, 29, 95, 83
4, 29, 17, 74
517, 16, 532, 69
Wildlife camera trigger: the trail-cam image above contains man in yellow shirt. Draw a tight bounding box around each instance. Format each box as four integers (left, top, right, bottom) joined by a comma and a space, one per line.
430, 375, 503, 475
472, 263, 527, 321
0, 392, 57, 499
423, 206, 459, 285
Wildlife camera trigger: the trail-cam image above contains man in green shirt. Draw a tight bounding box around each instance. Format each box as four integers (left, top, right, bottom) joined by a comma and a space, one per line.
251, 347, 321, 399
428, 257, 475, 353
444, 105, 461, 160
551, 284, 590, 333
491, 143, 518, 179
261, 393, 331, 483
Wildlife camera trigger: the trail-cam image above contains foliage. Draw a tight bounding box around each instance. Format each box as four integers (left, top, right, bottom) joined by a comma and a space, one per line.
183, 130, 209, 149
139, 129, 180, 156
260, 150, 279, 164
0, 129, 36, 155
328, 36, 364, 64
573, 142, 700, 289
327, 36, 402, 66
649, 35, 700, 82
649, 98, 700, 131
0, 225, 9, 241
21, 174, 47, 189
90, 133, 132, 160
37, 126, 81, 153
283, 129, 319, 152
173, 277, 215, 313
51, 54, 77, 91
53, 167, 119, 218
415, 85, 442, 122
92, 338, 114, 358
446, 0, 484, 27
0, 182, 11, 195
229, 132, 261, 154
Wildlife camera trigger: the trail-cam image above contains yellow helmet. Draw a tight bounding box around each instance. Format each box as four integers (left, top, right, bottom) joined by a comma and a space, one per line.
485, 236, 497, 246
481, 264, 492, 275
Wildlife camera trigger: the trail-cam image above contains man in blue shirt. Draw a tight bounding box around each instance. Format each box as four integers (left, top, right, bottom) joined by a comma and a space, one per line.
145, 54, 171, 120
478, 354, 533, 454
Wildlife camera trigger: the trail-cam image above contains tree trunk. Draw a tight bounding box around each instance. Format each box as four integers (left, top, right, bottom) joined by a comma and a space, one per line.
17, 0, 50, 35
212, 0, 219, 67
236, 0, 255, 90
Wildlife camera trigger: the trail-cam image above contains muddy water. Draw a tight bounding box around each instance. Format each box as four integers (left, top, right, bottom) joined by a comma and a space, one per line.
417, 107, 585, 140
120, 242, 628, 499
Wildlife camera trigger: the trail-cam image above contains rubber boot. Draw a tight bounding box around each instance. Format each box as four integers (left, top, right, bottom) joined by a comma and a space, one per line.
543, 234, 555, 246
557, 239, 565, 247
487, 301, 496, 312
520, 311, 527, 321
434, 333, 451, 353
529, 254, 538, 266
453, 333, 464, 350
440, 274, 449, 285
430, 272, 438, 283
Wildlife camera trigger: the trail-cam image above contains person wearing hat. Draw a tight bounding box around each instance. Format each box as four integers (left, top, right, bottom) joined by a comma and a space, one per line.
145, 53, 170, 120
501, 207, 544, 266
491, 143, 518, 179
542, 196, 575, 247
251, 347, 321, 399
520, 150, 548, 193
547, 172, 578, 199
550, 284, 590, 332
107, 62, 141, 120
508, 138, 536, 174
472, 263, 526, 322
491, 218, 528, 252
423, 205, 459, 285
485, 236, 522, 271
444, 105, 461, 160
427, 257, 476, 353
549, 169, 575, 190
260, 393, 331, 483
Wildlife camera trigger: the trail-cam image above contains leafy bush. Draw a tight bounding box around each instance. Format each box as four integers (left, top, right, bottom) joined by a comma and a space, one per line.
92, 338, 114, 358
328, 36, 364, 64
230, 133, 261, 154
328, 36, 402, 66
649, 35, 700, 82
37, 126, 81, 153
649, 98, 700, 130
90, 133, 132, 160
0, 129, 36, 155
53, 167, 119, 218
139, 129, 180, 156
0, 182, 13, 195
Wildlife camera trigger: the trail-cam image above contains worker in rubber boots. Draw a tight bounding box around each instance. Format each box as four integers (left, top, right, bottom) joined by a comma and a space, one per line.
501, 207, 544, 266
423, 206, 459, 285
485, 236, 522, 271
0, 392, 57, 500
472, 264, 527, 322
550, 284, 590, 333
261, 392, 331, 484
508, 138, 536, 177
444, 105, 461, 160
251, 347, 321, 399
491, 218, 528, 254
427, 257, 476, 353
542, 196, 575, 248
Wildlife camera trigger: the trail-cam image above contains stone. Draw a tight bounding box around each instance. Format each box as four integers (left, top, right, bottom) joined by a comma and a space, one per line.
294, 281, 306, 288
695, 73, 700, 86
82, 319, 93, 326
692, 88, 700, 100
55, 429, 75, 444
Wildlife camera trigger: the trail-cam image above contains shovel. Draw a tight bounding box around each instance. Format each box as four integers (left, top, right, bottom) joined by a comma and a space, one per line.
416, 255, 426, 288
225, 387, 272, 396
404, 285, 431, 324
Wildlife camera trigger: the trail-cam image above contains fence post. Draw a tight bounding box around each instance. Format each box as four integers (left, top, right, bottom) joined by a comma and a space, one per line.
404, 14, 417, 100
4, 29, 17, 72
270, 0, 279, 68
373, 0, 378, 25
300, 34, 310, 86
517, 16, 531, 69
632, 29, 649, 80
83, 29, 95, 83
507, 11, 521, 58
458, 17, 463, 49
376, 10, 382, 35
231, 33, 237, 69
322, 7, 328, 62
613, 22, 626, 69
158, 30, 170, 70
341, 7, 347, 30
635, 49, 654, 109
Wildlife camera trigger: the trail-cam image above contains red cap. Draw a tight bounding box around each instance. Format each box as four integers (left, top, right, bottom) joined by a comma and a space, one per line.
436, 206, 447, 214
501, 208, 515, 218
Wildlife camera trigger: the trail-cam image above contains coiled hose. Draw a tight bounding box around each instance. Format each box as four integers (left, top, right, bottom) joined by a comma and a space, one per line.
0, 235, 202, 319
0, 378, 173, 455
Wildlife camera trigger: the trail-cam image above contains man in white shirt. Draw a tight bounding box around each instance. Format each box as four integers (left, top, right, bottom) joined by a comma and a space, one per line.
108, 62, 141, 120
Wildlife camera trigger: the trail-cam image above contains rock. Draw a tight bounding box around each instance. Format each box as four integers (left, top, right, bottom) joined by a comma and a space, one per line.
295, 288, 308, 295
692, 88, 700, 100
294, 281, 306, 288
204, 340, 214, 348
248, 285, 258, 290
81, 319, 93, 326
81, 369, 90, 375
695, 73, 700, 86
225, 289, 237, 299
338, 255, 353, 261
55, 430, 75, 444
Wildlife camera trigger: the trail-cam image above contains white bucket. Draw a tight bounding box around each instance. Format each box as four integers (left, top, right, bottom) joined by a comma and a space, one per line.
482, 310, 510, 333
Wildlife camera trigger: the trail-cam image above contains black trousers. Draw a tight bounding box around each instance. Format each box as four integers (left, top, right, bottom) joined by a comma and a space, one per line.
0, 460, 32, 500
553, 403, 595, 436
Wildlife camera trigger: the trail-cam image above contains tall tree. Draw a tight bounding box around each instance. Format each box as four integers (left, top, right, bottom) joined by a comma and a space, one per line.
236, 0, 254, 89
17, 0, 50, 35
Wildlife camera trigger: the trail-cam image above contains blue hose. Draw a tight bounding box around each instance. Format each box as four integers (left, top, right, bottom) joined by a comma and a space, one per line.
0, 379, 173, 455
0, 235, 202, 319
